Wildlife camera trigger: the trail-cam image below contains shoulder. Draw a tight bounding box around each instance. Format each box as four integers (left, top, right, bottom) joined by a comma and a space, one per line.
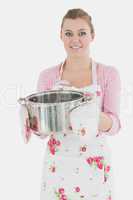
96, 61, 120, 83
38, 63, 60, 79
37, 62, 61, 91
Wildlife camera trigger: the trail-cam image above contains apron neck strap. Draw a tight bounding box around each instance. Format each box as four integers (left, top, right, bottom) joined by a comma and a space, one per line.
91, 59, 97, 86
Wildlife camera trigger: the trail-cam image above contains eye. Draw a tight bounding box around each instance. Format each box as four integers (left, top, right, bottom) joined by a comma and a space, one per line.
79, 31, 86, 36
65, 32, 73, 37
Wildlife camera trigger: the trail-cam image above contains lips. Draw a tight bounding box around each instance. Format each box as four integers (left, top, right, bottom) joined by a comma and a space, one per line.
70, 46, 82, 49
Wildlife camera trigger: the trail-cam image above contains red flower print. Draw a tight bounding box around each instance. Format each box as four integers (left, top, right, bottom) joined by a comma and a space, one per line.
105, 165, 110, 172
86, 156, 104, 170
75, 186, 80, 192
80, 146, 87, 152
61, 194, 67, 200
52, 138, 56, 145
103, 164, 111, 183
80, 128, 86, 136
50, 147, 55, 155
82, 147, 86, 152
50, 165, 56, 173
97, 162, 103, 169
48, 139, 53, 146
56, 140, 61, 146
58, 188, 65, 194
86, 157, 93, 165
94, 156, 100, 163
48, 137, 61, 155
55, 188, 68, 200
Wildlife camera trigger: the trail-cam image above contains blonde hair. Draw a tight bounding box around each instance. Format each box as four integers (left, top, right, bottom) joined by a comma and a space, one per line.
61, 8, 95, 35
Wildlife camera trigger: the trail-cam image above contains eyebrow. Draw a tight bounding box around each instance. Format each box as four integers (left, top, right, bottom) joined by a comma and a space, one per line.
64, 28, 87, 32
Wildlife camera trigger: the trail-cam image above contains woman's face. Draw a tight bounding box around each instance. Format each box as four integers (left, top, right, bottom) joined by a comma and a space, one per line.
60, 18, 94, 57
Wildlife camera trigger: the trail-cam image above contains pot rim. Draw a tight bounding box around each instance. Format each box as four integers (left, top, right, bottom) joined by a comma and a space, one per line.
24, 89, 85, 107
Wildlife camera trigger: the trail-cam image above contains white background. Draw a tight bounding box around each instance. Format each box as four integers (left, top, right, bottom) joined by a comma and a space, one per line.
0, 0, 133, 199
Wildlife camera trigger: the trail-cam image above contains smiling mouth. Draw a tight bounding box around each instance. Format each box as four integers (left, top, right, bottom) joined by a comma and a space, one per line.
70, 46, 82, 49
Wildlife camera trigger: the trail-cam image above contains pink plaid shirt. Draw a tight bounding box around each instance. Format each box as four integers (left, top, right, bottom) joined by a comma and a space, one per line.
37, 60, 121, 136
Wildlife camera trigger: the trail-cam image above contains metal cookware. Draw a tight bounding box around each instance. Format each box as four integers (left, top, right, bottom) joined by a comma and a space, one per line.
18, 89, 92, 136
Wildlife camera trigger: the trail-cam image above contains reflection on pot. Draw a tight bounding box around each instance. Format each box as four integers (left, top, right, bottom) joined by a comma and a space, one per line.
30, 116, 39, 131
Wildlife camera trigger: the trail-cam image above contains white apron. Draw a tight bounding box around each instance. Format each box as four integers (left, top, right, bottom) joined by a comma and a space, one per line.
40, 60, 114, 200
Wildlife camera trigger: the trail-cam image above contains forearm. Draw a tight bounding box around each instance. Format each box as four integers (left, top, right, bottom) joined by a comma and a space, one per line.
98, 112, 113, 132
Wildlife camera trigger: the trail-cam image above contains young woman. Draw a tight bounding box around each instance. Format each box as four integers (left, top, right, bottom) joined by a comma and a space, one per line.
37, 8, 121, 200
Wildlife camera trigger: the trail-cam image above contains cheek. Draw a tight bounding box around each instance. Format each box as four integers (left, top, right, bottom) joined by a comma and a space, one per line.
62, 37, 70, 47
82, 37, 92, 47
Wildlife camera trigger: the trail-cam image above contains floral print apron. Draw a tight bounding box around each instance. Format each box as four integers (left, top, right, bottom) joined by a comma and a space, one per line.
40, 60, 114, 200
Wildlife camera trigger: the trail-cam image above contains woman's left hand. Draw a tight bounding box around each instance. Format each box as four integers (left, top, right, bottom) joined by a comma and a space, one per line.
98, 112, 113, 132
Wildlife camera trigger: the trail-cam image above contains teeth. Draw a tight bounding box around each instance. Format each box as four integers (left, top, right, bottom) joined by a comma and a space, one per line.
71, 46, 81, 49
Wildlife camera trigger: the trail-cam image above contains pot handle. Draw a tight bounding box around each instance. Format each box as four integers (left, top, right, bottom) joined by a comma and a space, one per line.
18, 97, 26, 105
18, 97, 32, 143
69, 95, 93, 113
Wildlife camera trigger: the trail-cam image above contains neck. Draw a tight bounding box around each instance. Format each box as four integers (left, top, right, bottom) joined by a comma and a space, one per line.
64, 55, 92, 72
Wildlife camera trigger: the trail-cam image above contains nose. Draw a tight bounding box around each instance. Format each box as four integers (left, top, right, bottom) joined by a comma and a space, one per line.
71, 34, 80, 43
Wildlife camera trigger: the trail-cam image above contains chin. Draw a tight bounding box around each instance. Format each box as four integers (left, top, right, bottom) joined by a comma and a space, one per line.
71, 51, 87, 56
69, 54, 85, 59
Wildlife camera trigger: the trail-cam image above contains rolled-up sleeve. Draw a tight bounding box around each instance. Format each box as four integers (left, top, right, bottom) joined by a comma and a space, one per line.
102, 66, 121, 135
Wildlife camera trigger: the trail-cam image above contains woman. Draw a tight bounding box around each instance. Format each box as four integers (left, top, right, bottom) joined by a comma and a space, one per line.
37, 8, 121, 200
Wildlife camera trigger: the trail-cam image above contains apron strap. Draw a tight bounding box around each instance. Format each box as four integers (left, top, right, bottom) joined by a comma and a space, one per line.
59, 61, 64, 81
91, 59, 97, 85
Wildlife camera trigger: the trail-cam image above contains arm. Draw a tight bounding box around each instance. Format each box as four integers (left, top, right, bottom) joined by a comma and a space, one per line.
98, 67, 121, 135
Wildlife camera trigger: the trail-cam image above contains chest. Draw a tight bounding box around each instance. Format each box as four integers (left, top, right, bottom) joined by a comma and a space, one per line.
61, 70, 92, 88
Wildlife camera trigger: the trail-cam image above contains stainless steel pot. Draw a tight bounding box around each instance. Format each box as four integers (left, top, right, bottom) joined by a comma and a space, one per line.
18, 89, 92, 136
